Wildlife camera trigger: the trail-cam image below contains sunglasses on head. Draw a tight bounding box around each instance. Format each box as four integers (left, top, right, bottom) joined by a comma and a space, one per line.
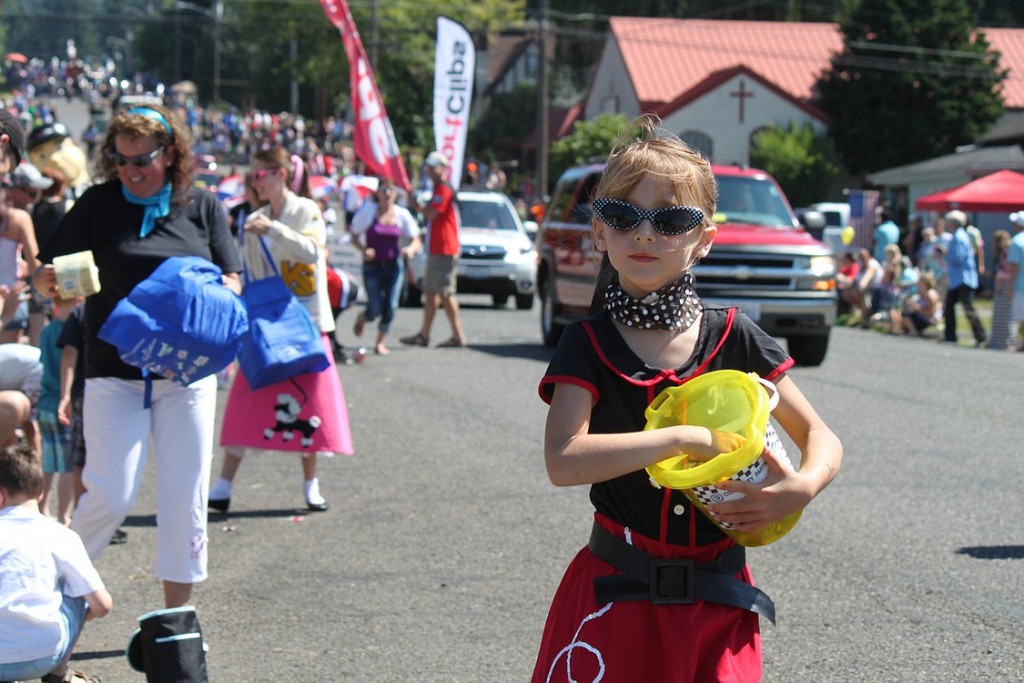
110, 147, 164, 168
592, 197, 704, 236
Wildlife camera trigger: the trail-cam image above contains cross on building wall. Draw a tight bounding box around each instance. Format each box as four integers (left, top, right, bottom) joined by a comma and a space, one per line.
730, 80, 754, 124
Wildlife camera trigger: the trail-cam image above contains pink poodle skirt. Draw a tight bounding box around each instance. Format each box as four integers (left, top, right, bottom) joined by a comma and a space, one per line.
219, 335, 353, 454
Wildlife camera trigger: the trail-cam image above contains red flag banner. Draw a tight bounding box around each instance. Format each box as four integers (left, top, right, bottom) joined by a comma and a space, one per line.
319, 0, 411, 191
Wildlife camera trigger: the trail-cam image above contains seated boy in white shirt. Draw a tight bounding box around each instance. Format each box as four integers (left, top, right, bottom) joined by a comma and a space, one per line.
0, 444, 112, 683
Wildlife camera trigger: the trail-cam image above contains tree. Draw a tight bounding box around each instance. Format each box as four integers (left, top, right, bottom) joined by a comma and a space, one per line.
216, 0, 525, 150
469, 84, 538, 162
1, 0, 105, 65
749, 122, 839, 208
548, 113, 629, 182
132, 1, 524, 149
815, 0, 1007, 177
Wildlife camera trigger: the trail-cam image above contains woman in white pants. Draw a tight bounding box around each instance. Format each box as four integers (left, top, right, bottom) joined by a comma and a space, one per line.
34, 105, 242, 609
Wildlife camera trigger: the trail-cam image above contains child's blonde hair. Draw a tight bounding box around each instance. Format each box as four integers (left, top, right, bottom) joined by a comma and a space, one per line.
589, 115, 718, 312
593, 114, 717, 226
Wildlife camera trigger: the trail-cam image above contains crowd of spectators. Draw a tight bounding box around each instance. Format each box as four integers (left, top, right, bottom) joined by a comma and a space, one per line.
837, 204, 1024, 350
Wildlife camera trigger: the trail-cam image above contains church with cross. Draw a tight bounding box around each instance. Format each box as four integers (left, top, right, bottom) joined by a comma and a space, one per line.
582, 18, 1024, 166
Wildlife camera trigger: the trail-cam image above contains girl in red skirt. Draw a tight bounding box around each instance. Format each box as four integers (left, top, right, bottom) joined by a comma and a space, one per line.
534, 115, 843, 682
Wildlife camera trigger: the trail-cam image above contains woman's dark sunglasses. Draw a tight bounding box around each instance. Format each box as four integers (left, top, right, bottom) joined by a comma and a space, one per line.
110, 147, 164, 168
592, 197, 704, 236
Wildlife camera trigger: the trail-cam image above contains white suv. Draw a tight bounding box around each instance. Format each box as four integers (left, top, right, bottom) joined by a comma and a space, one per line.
406, 190, 537, 309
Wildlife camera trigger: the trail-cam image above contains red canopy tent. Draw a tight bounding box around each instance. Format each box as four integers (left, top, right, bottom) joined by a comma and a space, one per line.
915, 169, 1024, 212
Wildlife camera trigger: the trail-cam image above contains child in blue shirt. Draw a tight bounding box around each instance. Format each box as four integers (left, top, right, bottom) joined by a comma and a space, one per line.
37, 296, 82, 524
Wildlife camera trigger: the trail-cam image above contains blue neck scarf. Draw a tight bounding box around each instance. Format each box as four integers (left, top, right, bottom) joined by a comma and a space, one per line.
122, 183, 172, 238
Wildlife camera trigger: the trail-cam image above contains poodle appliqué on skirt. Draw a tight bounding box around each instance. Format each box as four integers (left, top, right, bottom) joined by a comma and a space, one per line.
264, 393, 322, 447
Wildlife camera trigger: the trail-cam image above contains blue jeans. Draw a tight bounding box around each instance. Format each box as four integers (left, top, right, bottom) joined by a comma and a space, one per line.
361, 259, 404, 333
0, 593, 87, 679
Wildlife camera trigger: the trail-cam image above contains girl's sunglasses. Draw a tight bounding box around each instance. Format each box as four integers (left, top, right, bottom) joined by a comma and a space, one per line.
110, 147, 164, 168
592, 197, 704, 236
246, 168, 278, 182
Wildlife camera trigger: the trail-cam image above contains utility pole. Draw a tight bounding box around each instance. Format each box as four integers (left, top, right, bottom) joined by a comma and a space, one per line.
213, 0, 223, 105
536, 0, 549, 200
174, 14, 181, 83
290, 36, 299, 114
370, 0, 378, 70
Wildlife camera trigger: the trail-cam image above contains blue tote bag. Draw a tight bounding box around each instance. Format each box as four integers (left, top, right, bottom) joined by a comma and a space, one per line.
98, 256, 249, 386
236, 235, 329, 390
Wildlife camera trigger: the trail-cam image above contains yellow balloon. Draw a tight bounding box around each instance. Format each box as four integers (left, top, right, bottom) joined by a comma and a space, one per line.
841, 225, 856, 245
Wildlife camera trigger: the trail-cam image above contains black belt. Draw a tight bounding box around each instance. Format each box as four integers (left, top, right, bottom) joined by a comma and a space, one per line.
588, 522, 776, 624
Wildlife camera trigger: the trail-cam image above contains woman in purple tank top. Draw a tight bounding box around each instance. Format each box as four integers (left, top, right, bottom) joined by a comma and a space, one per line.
348, 178, 421, 355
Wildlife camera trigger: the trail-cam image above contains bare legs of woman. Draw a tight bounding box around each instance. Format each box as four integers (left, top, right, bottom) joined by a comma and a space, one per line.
375, 329, 389, 356
208, 448, 328, 513
164, 580, 193, 608
301, 452, 328, 511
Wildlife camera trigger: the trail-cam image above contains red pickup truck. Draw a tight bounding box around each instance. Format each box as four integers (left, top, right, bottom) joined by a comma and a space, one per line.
536, 162, 838, 366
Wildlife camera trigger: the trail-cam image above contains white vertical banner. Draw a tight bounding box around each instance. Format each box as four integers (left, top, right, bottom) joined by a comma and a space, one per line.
434, 16, 475, 190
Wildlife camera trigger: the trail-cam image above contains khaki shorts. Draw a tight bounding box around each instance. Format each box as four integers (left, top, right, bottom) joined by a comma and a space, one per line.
424, 254, 459, 296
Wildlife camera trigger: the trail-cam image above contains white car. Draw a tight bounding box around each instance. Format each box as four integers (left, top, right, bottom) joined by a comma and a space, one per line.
406, 190, 537, 309
806, 201, 850, 254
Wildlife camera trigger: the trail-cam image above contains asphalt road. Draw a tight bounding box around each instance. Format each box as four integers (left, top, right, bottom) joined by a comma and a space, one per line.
69, 301, 1024, 682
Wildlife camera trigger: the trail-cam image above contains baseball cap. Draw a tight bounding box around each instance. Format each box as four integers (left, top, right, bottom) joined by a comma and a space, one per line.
27, 122, 69, 152
1009, 211, 1024, 227
424, 151, 449, 168
0, 110, 26, 166
9, 162, 54, 190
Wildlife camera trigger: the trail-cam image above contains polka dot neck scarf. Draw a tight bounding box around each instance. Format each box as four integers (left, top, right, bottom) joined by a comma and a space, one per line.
604, 272, 701, 332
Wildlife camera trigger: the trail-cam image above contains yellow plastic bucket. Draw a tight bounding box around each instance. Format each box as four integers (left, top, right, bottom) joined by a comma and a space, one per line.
644, 369, 801, 547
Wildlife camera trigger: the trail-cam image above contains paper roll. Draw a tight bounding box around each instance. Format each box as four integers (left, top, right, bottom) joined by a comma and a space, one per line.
53, 250, 101, 299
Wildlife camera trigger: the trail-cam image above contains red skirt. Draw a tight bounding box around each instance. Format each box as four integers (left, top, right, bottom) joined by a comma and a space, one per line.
531, 513, 762, 683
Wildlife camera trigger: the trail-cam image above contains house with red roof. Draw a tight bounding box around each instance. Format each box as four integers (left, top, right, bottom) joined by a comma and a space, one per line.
585, 18, 1024, 167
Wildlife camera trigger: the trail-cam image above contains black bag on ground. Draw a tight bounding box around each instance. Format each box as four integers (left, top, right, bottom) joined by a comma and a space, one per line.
125, 606, 208, 683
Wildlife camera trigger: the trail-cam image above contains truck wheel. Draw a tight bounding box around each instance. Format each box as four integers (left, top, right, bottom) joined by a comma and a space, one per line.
786, 334, 830, 367
540, 279, 564, 347
515, 293, 534, 310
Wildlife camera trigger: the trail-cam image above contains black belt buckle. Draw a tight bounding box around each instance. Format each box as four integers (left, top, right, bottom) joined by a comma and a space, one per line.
649, 558, 695, 604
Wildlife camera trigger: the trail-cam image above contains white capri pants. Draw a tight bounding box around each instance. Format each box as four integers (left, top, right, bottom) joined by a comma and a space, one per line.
71, 375, 217, 584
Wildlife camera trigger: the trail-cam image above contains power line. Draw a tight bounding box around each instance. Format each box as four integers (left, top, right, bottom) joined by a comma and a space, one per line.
3, 7, 1014, 81
847, 40, 1004, 61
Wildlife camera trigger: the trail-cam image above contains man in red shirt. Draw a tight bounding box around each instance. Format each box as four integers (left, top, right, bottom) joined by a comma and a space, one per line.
401, 152, 467, 347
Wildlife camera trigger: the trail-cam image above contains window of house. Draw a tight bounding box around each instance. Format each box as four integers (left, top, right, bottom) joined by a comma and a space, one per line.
599, 95, 619, 114
680, 131, 712, 159
524, 47, 539, 79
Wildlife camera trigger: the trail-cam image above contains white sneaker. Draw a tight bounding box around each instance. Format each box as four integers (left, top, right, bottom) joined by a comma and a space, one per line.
209, 478, 232, 501
304, 478, 329, 512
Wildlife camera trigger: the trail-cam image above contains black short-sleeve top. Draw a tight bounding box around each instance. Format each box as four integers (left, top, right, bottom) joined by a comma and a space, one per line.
538, 306, 793, 546
38, 181, 243, 380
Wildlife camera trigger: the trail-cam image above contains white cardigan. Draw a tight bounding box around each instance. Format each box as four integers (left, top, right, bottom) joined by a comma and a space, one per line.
242, 192, 334, 333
